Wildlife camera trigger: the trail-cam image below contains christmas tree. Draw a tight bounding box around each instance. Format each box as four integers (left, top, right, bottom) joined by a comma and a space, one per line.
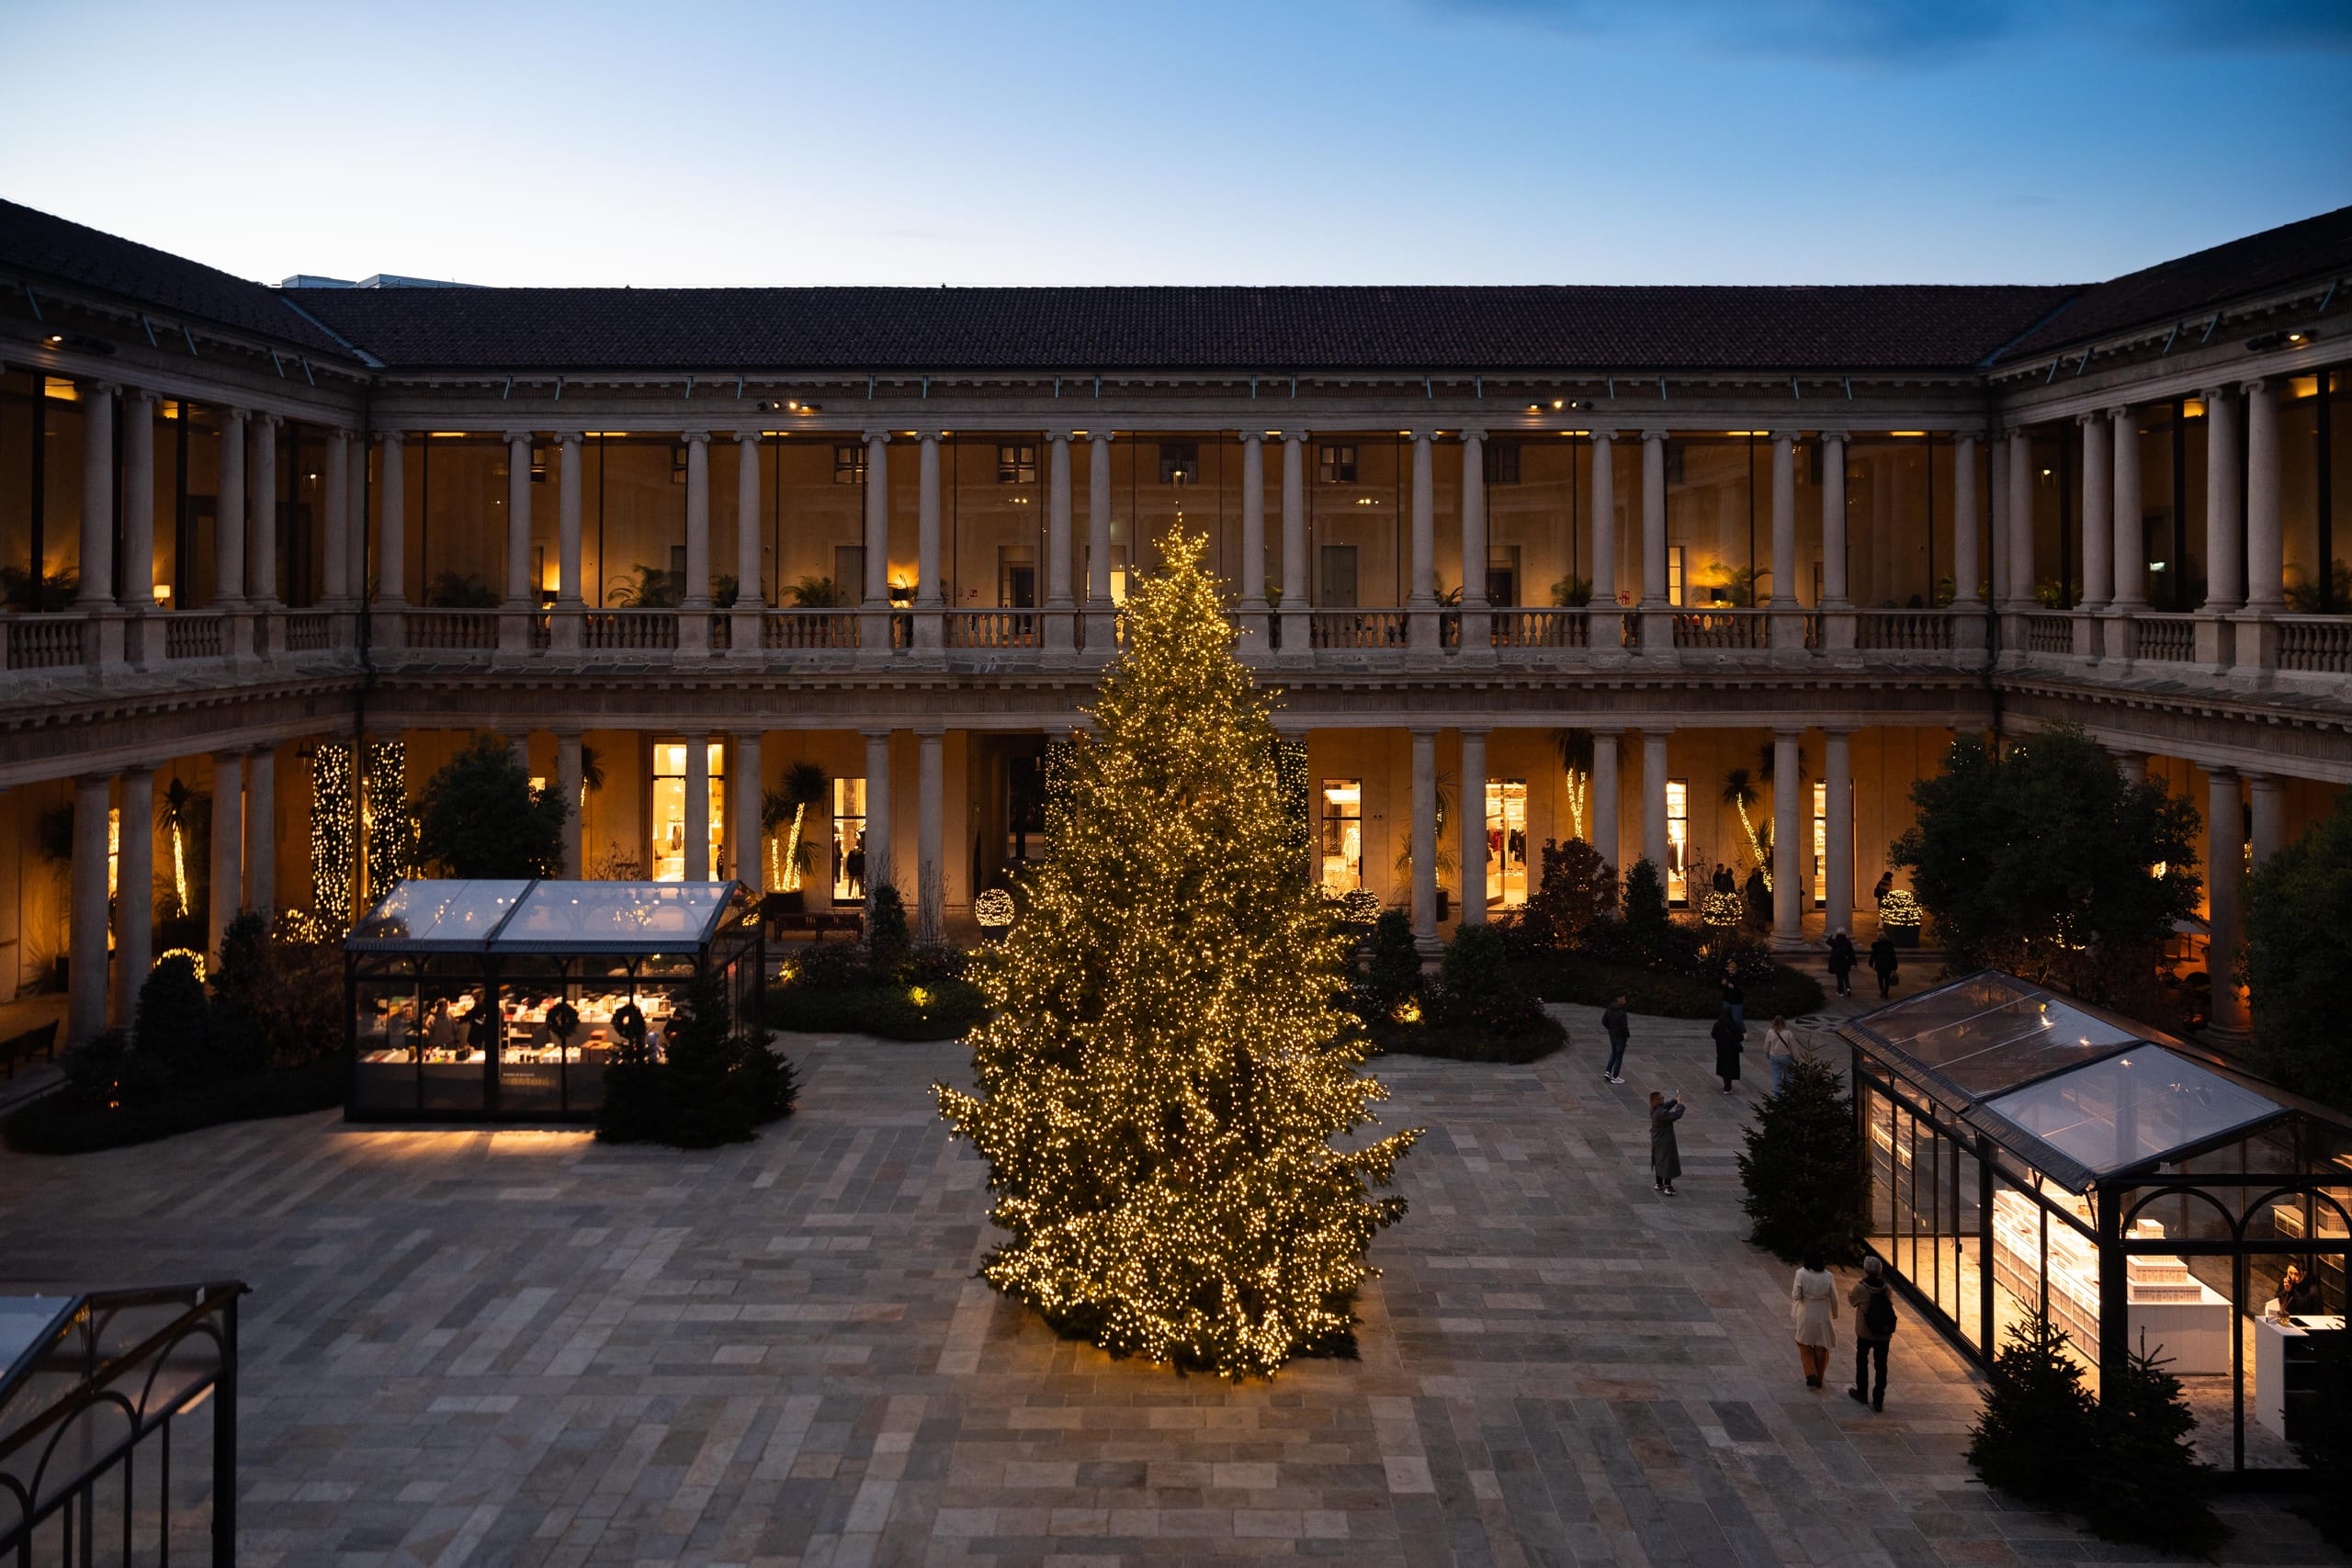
935, 533, 1419, 1378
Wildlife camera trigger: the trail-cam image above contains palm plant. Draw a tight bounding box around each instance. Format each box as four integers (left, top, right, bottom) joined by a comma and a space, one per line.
1553, 728, 1595, 842
761, 761, 827, 892
606, 563, 683, 608
577, 743, 606, 821
789, 575, 845, 608
156, 777, 206, 918
1722, 766, 1769, 888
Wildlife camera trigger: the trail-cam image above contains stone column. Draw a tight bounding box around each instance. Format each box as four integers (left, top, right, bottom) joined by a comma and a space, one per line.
735, 431, 764, 608
504, 430, 536, 606
1589, 430, 1618, 632
1769, 431, 1800, 649
75, 380, 118, 609
69, 773, 112, 1045
862, 432, 891, 651
1951, 434, 1980, 605
683, 733, 711, 881
732, 730, 763, 893
554, 433, 583, 651
1458, 728, 1487, 925
676, 431, 711, 654
216, 408, 247, 607
1589, 728, 1622, 872
322, 424, 349, 607
122, 388, 156, 613
2204, 386, 2245, 613
1045, 431, 1075, 653
1409, 728, 1439, 950
114, 765, 153, 1027
1772, 730, 1804, 948
1823, 433, 1854, 651
916, 431, 944, 652
2006, 425, 2035, 613
245, 745, 276, 920
2078, 412, 2112, 614
209, 750, 244, 954
1408, 431, 1438, 650
2207, 767, 2248, 1036
1642, 729, 1670, 875
1459, 430, 1490, 654
862, 728, 894, 905
1639, 430, 1670, 650
917, 727, 944, 943
375, 429, 403, 610
2111, 749, 2147, 785
250, 413, 280, 605
2249, 773, 2286, 868
1825, 728, 1854, 944
1279, 431, 1309, 651
2108, 406, 2143, 661
1986, 434, 2008, 606
2239, 378, 2285, 672
1088, 434, 1115, 649
1238, 432, 1268, 649
555, 728, 583, 878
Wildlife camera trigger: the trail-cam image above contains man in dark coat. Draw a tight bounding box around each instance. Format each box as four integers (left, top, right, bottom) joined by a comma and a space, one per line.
1600, 995, 1631, 1085
1648, 1090, 1684, 1195
1711, 1007, 1744, 1093
1870, 933, 1900, 998
1826, 929, 1857, 998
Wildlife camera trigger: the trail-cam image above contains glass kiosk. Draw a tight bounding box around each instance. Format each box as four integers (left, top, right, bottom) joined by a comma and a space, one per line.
1841, 971, 2351, 1477
345, 879, 763, 1122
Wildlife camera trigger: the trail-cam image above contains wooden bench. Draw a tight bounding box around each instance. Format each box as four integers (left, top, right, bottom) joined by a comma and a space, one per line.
1, 1020, 60, 1079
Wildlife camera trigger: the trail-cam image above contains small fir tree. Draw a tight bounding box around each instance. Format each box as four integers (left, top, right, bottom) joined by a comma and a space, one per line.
1363, 910, 1423, 1016
132, 949, 212, 1069
865, 883, 912, 980
594, 998, 661, 1144
656, 964, 755, 1148
934, 534, 1418, 1378
2085, 1332, 2225, 1556
1736, 1055, 1865, 1263
1966, 1308, 2099, 1512
1521, 837, 1618, 953
414, 734, 567, 880
1621, 857, 1669, 953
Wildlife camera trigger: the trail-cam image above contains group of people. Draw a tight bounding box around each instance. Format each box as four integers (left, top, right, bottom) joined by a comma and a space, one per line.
1825, 927, 1903, 999
1794, 1251, 1899, 1410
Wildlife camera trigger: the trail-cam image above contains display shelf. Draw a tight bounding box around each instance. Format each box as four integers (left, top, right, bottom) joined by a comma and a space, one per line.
1988, 1190, 2233, 1371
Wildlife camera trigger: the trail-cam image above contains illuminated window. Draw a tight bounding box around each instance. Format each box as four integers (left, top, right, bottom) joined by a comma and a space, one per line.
1159, 443, 1199, 485
1482, 444, 1521, 486
831, 777, 867, 903
1666, 779, 1690, 905
1485, 779, 1528, 908
1668, 546, 1687, 608
1319, 444, 1358, 483
650, 740, 725, 883
1812, 780, 1827, 908
1319, 780, 1363, 894
832, 444, 866, 484
107, 807, 120, 901
996, 443, 1038, 484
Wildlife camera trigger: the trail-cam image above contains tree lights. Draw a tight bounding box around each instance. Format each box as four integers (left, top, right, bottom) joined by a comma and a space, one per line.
361, 740, 419, 898
310, 742, 356, 932
934, 534, 1419, 1379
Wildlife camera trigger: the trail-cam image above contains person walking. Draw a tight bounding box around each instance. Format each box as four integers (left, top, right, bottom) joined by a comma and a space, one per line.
1826, 928, 1856, 998
1600, 994, 1631, 1085
1711, 1007, 1745, 1094
1872, 870, 1894, 908
1848, 1255, 1896, 1411
1870, 932, 1900, 998
1792, 1248, 1839, 1388
1648, 1090, 1684, 1196
1764, 1016, 1801, 1096
1721, 969, 1746, 1029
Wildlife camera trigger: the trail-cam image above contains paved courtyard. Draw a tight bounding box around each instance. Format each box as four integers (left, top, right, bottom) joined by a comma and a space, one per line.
0, 1007, 2337, 1566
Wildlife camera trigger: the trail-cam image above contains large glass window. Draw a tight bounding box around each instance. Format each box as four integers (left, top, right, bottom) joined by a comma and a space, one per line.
1812, 780, 1826, 908
831, 777, 867, 903
1485, 780, 1528, 908
1319, 779, 1363, 894
1666, 779, 1690, 905
650, 740, 724, 883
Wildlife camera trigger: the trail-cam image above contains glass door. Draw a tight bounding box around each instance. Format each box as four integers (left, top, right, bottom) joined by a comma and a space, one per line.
650, 740, 724, 883
1485, 779, 1528, 908
831, 776, 867, 904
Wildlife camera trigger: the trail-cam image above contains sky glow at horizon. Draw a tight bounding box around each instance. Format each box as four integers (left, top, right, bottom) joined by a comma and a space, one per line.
3, 0, 2347, 291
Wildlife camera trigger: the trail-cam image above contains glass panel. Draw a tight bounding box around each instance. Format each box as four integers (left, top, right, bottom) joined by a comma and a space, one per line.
1981, 1048, 2284, 1178
1485, 780, 1528, 908
1860, 970, 2143, 1100
354, 972, 421, 1112
1666, 779, 1689, 904
348, 879, 531, 949
832, 776, 867, 903
1319, 779, 1363, 895
494, 881, 734, 952
417, 981, 492, 1113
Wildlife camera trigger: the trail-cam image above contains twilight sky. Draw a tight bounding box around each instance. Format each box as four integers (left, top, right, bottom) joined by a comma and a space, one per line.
5, 0, 2347, 289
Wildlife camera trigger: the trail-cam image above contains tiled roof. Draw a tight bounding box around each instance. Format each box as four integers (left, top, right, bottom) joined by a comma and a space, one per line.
0, 198, 357, 359
1992, 204, 2352, 363
286, 281, 2077, 374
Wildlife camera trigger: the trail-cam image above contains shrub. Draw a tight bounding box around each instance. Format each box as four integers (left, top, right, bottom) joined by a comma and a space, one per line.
594, 1009, 662, 1144
1435, 923, 1547, 1033
2085, 1335, 2224, 1557
1520, 838, 1617, 952
1363, 910, 1422, 1014
414, 735, 567, 880
2246, 787, 2352, 1111
865, 884, 912, 979
655, 965, 757, 1148
790, 940, 864, 989
763, 976, 988, 1041
1736, 1055, 1864, 1264
1620, 859, 1670, 954
1513, 952, 1822, 1020
5, 1055, 343, 1155
1967, 1308, 2099, 1513
132, 950, 212, 1070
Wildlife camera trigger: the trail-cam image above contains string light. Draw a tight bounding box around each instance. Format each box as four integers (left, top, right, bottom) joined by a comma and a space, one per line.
974, 888, 1016, 929
933, 532, 1419, 1380
310, 742, 356, 933
362, 740, 419, 898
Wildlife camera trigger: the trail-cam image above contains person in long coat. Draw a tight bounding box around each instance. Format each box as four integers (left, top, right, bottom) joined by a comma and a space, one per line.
1711, 1006, 1745, 1093
1826, 928, 1857, 998
1870, 933, 1900, 998
1648, 1091, 1684, 1196
1792, 1247, 1839, 1388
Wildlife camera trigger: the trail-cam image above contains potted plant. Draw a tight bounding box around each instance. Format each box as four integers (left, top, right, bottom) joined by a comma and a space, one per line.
1880, 888, 1922, 949
761, 761, 827, 912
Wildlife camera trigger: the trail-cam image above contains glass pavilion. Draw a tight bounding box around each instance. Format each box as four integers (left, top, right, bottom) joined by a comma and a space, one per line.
344, 879, 762, 1122
1839, 971, 2351, 1474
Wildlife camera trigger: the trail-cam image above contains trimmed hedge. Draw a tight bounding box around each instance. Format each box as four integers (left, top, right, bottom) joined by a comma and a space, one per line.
3, 1055, 345, 1156
1512, 953, 1825, 1020
762, 977, 989, 1041
1366, 1011, 1566, 1065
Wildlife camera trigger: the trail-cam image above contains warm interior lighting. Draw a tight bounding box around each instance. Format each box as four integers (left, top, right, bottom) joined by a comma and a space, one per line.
152, 583, 170, 603
1551, 399, 1565, 410
427, 431, 469, 438
2290, 375, 2320, 399
43, 333, 64, 345
2183, 399, 2206, 420
42, 377, 79, 400
1887, 431, 1928, 437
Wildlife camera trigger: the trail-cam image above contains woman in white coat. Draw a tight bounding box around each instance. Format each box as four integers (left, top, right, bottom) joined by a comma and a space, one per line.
1792, 1247, 1838, 1388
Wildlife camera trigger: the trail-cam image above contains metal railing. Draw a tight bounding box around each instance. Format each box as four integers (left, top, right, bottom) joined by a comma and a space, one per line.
0, 1281, 244, 1565
5, 616, 86, 671
2277, 615, 2352, 674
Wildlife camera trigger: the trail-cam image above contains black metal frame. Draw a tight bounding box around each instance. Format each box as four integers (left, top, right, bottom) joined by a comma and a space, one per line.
0, 1281, 244, 1564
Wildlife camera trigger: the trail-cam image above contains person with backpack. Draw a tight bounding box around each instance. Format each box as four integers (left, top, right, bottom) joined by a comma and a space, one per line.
1869, 932, 1900, 998
1826, 928, 1856, 998
1848, 1255, 1896, 1410
1600, 995, 1631, 1085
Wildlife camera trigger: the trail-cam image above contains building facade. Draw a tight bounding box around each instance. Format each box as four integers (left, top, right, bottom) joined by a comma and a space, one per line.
4, 197, 2348, 1046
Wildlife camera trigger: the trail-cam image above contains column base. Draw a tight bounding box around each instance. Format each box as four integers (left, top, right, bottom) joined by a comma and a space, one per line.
2194, 613, 2236, 672
498, 607, 535, 657
730, 607, 765, 659
2233, 609, 2280, 675
2101, 606, 2140, 662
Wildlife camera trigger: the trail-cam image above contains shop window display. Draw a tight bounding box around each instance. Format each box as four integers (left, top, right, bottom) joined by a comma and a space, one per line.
1484, 779, 1527, 908
1319, 780, 1363, 895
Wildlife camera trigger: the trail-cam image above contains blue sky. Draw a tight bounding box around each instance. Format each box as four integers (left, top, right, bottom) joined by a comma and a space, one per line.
5, 0, 2347, 288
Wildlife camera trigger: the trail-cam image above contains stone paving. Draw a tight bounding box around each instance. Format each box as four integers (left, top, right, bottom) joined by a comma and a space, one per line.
0, 1003, 2338, 1566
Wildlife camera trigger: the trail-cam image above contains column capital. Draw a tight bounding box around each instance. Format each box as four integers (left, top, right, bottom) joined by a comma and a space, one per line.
1952, 427, 1982, 446
1408, 724, 1442, 739
1407, 428, 1436, 444
1768, 430, 1797, 446
1042, 428, 1075, 445
2106, 405, 2135, 425
2200, 384, 2233, 406
503, 428, 535, 446
2206, 764, 2240, 784
555, 428, 583, 446
680, 429, 710, 446
729, 727, 764, 744
1638, 427, 1668, 444
1818, 428, 1846, 446
2075, 410, 2103, 428
1458, 428, 1487, 444
1236, 429, 1264, 446
1773, 727, 1806, 742
220, 403, 248, 423
118, 760, 156, 781
377, 425, 400, 444
1821, 725, 1859, 739
1279, 429, 1306, 445
1585, 724, 1627, 738
913, 722, 946, 739
1456, 724, 1490, 739
79, 377, 120, 399
2242, 376, 2271, 396
1588, 427, 1616, 442
733, 428, 763, 445
254, 411, 283, 430
859, 724, 896, 741
549, 724, 583, 740
122, 384, 157, 409
861, 429, 892, 446
920, 429, 949, 444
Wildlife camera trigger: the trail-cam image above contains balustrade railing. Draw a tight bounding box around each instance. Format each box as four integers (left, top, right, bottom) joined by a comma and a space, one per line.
1309, 610, 1408, 649
2133, 613, 2197, 663
1489, 608, 1589, 649
949, 610, 1042, 649
583, 610, 678, 651
163, 613, 224, 660
2277, 615, 2352, 674
281, 610, 334, 652
401, 609, 499, 650
763, 609, 861, 650
5, 615, 86, 671
1854, 610, 1953, 651
1672, 609, 1769, 649
2023, 612, 2074, 655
